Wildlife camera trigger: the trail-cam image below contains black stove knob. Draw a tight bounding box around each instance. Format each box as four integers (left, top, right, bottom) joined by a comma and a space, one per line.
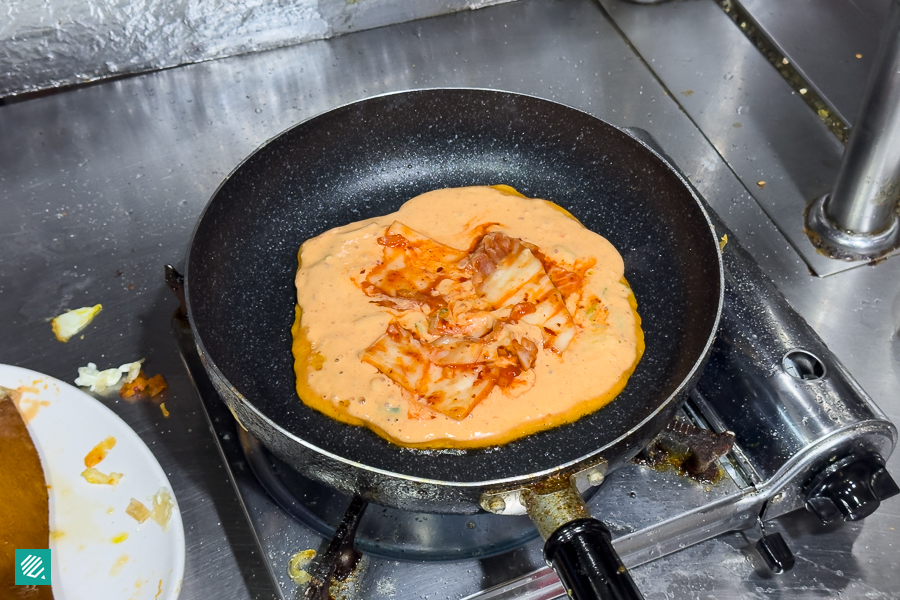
805, 453, 900, 524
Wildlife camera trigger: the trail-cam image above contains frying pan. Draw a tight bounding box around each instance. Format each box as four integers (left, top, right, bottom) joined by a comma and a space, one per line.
185, 89, 723, 599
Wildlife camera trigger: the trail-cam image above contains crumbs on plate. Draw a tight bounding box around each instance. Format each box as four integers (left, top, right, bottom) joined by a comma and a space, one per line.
84, 436, 117, 468
126, 498, 151, 523
81, 434, 121, 485
150, 488, 175, 531
82, 467, 123, 486
126, 489, 175, 529
124, 489, 176, 530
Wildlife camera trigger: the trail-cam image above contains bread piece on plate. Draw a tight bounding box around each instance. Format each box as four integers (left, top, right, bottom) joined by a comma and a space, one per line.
0, 387, 54, 599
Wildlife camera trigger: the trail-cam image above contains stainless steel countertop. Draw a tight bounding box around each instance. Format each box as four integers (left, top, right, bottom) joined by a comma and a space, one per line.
737, 0, 891, 127
2, 0, 898, 598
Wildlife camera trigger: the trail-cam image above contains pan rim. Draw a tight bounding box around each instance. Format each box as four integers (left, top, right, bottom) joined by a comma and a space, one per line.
184, 87, 725, 488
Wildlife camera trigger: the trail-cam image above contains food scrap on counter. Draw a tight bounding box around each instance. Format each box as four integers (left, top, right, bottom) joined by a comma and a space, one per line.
75, 359, 144, 393
120, 371, 168, 401
51, 304, 102, 342
73, 359, 169, 402
288, 549, 317, 585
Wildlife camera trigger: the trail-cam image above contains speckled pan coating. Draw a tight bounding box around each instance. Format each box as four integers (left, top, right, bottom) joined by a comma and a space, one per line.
185, 89, 722, 495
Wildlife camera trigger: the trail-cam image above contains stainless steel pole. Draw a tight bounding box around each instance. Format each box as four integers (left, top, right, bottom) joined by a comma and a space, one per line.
806, 0, 900, 259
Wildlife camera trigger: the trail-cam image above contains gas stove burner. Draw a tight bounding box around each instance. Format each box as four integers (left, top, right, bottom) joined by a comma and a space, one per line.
237, 427, 541, 561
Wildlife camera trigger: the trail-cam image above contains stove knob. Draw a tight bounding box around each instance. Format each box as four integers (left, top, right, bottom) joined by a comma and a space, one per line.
805, 453, 900, 524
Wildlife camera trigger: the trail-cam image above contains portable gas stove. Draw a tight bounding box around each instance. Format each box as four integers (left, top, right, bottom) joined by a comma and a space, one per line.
167, 133, 897, 600
4, 0, 900, 598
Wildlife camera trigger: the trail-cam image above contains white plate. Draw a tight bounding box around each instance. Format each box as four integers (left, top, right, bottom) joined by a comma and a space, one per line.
1, 364, 185, 600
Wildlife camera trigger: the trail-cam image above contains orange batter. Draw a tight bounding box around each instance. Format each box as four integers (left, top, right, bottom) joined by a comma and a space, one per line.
292, 186, 643, 449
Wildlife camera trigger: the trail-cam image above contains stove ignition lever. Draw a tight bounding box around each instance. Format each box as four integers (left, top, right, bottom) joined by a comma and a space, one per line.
753, 508, 795, 575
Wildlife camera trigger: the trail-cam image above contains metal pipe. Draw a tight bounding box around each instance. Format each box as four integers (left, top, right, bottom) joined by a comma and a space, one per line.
806, 0, 900, 259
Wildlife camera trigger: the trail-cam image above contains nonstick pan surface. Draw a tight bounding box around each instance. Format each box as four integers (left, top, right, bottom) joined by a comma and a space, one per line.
185, 89, 723, 486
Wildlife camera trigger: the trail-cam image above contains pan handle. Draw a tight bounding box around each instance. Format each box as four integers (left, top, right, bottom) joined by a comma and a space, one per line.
544, 517, 643, 600
518, 485, 644, 600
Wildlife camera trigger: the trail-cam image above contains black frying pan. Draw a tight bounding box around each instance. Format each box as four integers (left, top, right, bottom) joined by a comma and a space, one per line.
185, 89, 723, 599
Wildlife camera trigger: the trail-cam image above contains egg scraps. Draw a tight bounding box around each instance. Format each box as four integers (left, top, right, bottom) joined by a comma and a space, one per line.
292, 186, 644, 449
